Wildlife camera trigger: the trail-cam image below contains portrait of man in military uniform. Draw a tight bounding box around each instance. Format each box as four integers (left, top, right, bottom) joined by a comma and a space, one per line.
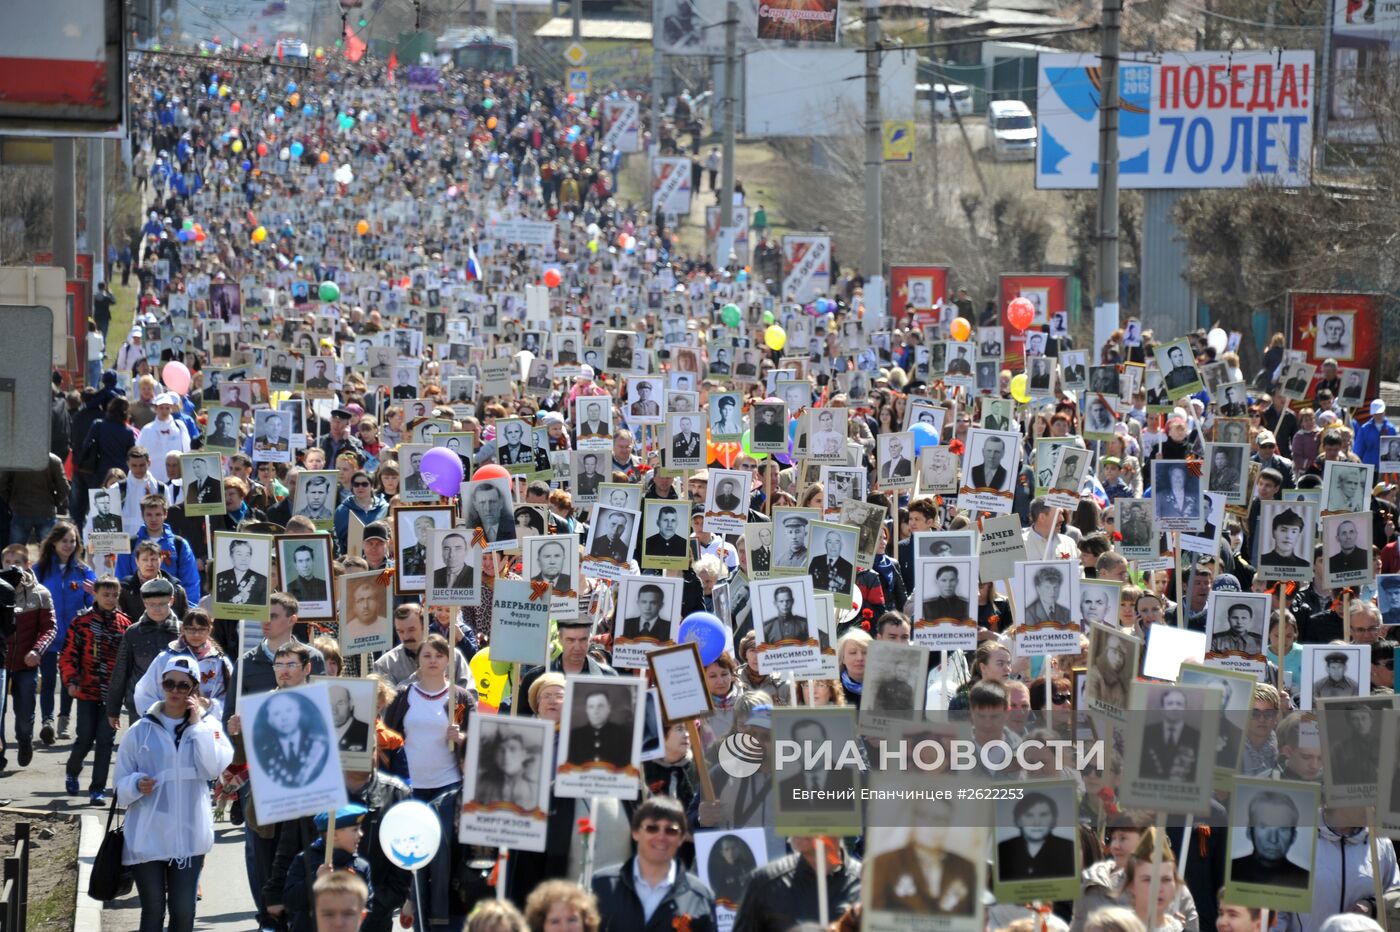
565, 684, 634, 768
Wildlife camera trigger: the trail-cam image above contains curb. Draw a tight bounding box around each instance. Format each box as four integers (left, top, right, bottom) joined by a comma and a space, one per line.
74, 814, 103, 932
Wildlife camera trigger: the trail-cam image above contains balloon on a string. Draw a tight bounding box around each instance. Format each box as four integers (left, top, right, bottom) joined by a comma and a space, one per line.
318, 281, 341, 302
949, 317, 972, 341
543, 268, 562, 287
678, 613, 728, 665
162, 362, 192, 395
761, 309, 775, 325
909, 421, 938, 453
1010, 373, 1031, 404
739, 430, 767, 462
486, 116, 497, 130
289, 141, 304, 158
420, 447, 464, 497
721, 304, 741, 327
764, 325, 786, 351
1006, 297, 1035, 333
1207, 327, 1228, 354
256, 142, 268, 157
251, 226, 268, 243
472, 464, 511, 482
319, 151, 330, 164
230, 101, 240, 114
356, 220, 370, 236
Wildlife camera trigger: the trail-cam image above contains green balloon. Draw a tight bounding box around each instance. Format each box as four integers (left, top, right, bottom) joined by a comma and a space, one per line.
318, 280, 341, 302
721, 304, 741, 327
483, 98, 494, 109
762, 309, 775, 325
739, 430, 767, 461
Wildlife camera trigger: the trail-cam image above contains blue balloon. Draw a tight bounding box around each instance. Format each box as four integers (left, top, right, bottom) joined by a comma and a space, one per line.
240, 160, 252, 171
290, 142, 304, 158
678, 613, 728, 666
153, 90, 164, 102
909, 421, 938, 453
286, 81, 297, 94
275, 105, 285, 118
303, 104, 314, 117
788, 418, 799, 443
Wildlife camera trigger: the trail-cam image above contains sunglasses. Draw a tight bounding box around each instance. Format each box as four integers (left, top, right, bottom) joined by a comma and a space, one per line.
1052, 692, 1073, 704
162, 679, 194, 693
352, 481, 372, 489
640, 822, 683, 837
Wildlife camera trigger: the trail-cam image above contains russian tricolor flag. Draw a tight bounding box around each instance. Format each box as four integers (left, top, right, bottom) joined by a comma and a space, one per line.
466, 245, 482, 282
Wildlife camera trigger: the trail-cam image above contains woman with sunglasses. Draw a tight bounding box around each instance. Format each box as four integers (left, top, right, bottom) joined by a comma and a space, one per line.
130, 608, 234, 722
334, 469, 389, 555
114, 654, 233, 932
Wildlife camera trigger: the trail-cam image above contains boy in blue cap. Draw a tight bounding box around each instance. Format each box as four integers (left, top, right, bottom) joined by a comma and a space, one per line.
283, 804, 373, 932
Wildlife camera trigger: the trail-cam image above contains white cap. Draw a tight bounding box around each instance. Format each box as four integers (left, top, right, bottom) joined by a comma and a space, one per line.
579, 364, 595, 381
155, 392, 179, 406
1371, 399, 1386, 416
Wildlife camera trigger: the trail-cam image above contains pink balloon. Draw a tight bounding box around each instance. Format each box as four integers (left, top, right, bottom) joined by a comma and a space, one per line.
162, 361, 192, 395
419, 447, 465, 497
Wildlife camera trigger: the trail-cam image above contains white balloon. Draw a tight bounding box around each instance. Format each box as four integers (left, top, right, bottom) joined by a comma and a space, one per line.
379, 800, 441, 871
1207, 327, 1228, 354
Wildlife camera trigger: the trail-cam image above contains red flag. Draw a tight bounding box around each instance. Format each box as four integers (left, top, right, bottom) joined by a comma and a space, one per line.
344, 24, 367, 62
410, 112, 423, 137
387, 50, 398, 84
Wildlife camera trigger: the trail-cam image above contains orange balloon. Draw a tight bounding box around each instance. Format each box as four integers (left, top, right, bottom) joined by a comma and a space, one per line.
486, 116, 497, 130
950, 317, 972, 341
356, 219, 370, 236
543, 268, 562, 288
319, 151, 330, 164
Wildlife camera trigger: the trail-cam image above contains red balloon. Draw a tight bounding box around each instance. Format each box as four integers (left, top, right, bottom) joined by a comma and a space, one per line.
472, 464, 511, 482
1006, 297, 1036, 333
256, 142, 268, 157
543, 268, 562, 288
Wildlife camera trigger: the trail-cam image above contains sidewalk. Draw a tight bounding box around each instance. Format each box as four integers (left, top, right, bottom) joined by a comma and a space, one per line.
0, 702, 254, 930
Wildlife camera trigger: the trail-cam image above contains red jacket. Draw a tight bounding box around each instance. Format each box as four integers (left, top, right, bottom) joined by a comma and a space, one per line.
59, 606, 132, 701
4, 573, 55, 672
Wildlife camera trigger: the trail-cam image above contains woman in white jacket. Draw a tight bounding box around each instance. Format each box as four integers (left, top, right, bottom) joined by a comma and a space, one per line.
114, 654, 233, 932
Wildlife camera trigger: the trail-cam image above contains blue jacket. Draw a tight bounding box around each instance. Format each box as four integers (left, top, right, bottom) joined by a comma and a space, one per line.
36, 558, 95, 653
1352, 416, 1395, 470
113, 523, 201, 603
333, 493, 390, 554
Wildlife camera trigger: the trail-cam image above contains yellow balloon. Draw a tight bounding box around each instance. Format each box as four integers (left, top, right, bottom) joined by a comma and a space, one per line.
231, 139, 243, 153
469, 648, 512, 711
1010, 373, 1030, 404
950, 316, 972, 341
764, 324, 787, 352
251, 225, 267, 243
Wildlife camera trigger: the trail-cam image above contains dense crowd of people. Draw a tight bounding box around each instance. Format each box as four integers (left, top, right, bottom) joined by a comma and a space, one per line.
1, 37, 1398, 932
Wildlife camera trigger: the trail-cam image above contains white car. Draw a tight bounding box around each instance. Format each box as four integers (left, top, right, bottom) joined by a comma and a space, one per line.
276, 38, 310, 60
987, 99, 1038, 161
917, 83, 973, 119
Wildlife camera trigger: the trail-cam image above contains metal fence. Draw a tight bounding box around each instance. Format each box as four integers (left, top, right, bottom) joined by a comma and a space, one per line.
0, 822, 30, 932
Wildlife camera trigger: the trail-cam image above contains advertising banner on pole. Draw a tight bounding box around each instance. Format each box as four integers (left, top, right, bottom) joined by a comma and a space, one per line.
782, 234, 831, 304
706, 206, 750, 263
651, 157, 693, 215
1036, 51, 1315, 189
602, 99, 642, 153
756, 0, 839, 42
1326, 0, 1399, 144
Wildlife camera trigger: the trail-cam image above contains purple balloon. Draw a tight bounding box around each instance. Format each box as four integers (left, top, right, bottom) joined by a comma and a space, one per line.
419, 447, 465, 498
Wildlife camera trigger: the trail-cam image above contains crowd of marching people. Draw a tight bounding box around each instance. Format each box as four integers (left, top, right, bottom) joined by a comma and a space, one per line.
2, 37, 1400, 932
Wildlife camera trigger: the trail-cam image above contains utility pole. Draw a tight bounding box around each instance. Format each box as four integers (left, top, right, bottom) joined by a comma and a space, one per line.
86, 139, 106, 284
650, 0, 663, 158
1094, 0, 1122, 321
925, 13, 938, 200
53, 140, 77, 279
571, 0, 581, 43
863, 0, 881, 283
718, 0, 738, 234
